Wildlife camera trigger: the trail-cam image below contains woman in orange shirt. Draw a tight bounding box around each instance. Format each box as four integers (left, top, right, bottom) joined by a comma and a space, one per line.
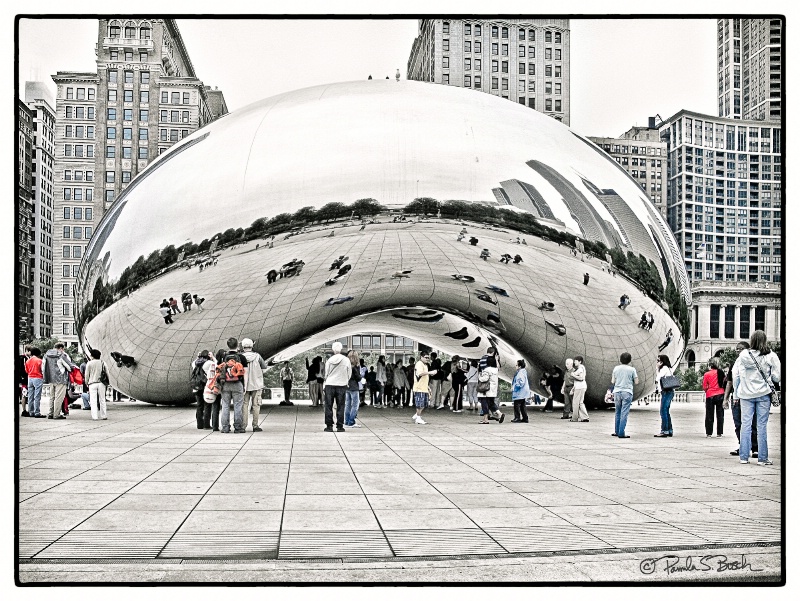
702, 357, 726, 437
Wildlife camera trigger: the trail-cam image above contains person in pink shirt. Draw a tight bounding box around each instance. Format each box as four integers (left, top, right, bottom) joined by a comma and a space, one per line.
702, 357, 726, 437
25, 348, 44, 418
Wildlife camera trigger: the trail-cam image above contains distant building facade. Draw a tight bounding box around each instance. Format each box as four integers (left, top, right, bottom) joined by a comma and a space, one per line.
588, 119, 668, 218
17, 100, 35, 340
51, 18, 228, 345
407, 18, 570, 125
322, 333, 420, 365
717, 18, 782, 121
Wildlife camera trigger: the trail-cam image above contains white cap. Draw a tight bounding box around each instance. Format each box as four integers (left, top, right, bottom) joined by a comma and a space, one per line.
332, 341, 343, 353
241, 338, 254, 349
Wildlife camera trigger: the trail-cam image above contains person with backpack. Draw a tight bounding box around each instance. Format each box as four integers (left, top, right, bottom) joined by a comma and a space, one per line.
477, 347, 504, 424
241, 339, 267, 432
191, 350, 215, 429
42, 343, 75, 419
654, 355, 676, 438
84, 349, 108, 420
703, 357, 726, 437
733, 330, 781, 466
216, 337, 249, 434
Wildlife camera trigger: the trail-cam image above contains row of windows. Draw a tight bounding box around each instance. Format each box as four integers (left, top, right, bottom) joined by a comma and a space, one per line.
62, 207, 93, 220
61, 264, 79, 278
108, 70, 150, 85
107, 127, 148, 140
160, 110, 191, 123
457, 58, 562, 78
107, 23, 151, 39
62, 189, 93, 202
62, 226, 93, 240
446, 41, 562, 61
160, 129, 190, 142
60, 322, 77, 336
63, 144, 94, 158
107, 108, 149, 122
64, 125, 95, 139
64, 106, 96, 120
108, 89, 149, 103
108, 49, 148, 62
65, 88, 96, 101
105, 171, 134, 183
62, 245, 84, 259
105, 146, 148, 159
161, 91, 191, 105
63, 170, 93, 182
448, 22, 562, 44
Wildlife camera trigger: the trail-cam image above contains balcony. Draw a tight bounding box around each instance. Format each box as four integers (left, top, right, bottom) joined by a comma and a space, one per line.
102, 37, 154, 51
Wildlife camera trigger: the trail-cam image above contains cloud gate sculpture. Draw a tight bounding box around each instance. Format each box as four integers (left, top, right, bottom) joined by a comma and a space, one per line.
76, 80, 689, 406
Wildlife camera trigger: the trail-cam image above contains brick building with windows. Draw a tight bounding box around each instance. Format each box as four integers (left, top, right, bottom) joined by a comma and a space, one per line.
51, 19, 226, 345
17, 100, 35, 340
407, 18, 570, 125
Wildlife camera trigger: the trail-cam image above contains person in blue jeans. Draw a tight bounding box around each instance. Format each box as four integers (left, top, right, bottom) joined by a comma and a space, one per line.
733, 330, 781, 465
654, 354, 675, 437
344, 350, 362, 428
611, 352, 639, 438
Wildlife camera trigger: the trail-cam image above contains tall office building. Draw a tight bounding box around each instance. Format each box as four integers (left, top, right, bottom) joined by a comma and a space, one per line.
588, 119, 668, 218
25, 82, 57, 339
17, 100, 35, 340
51, 18, 227, 345
660, 110, 781, 366
717, 18, 782, 121
407, 19, 570, 125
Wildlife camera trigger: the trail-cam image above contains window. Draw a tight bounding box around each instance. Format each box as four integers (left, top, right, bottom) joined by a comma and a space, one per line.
72, 246, 81, 260
108, 90, 117, 101
139, 128, 148, 140
545, 65, 552, 77
107, 108, 116, 121
443, 39, 449, 52
183, 92, 189, 104
475, 58, 481, 71
171, 111, 179, 122
555, 65, 561, 77
123, 109, 132, 122
492, 60, 498, 73
528, 80, 535, 93
710, 304, 720, 338
106, 171, 115, 183
63, 226, 70, 238
754, 306, 766, 331
105, 190, 114, 202
502, 61, 508, 73
122, 147, 132, 159
170, 129, 179, 142
140, 26, 151, 39
464, 58, 471, 70
181, 129, 188, 139
138, 147, 148, 159
62, 246, 70, 259
139, 109, 149, 122
740, 305, 751, 339
464, 40, 471, 53
545, 82, 552, 94
75, 106, 85, 119
73, 207, 82, 220
140, 91, 149, 102
528, 63, 535, 75
545, 48, 552, 60
110, 50, 118, 60
492, 42, 498, 55
475, 41, 481, 53
73, 227, 82, 239
124, 70, 133, 84
474, 75, 481, 88
501, 44, 508, 56
442, 74, 449, 85
519, 45, 525, 57
72, 265, 79, 278
555, 99, 562, 112
140, 71, 150, 84
123, 90, 133, 102
122, 127, 132, 140
63, 265, 70, 277
501, 26, 508, 38
160, 110, 168, 122
84, 227, 92, 238
86, 126, 94, 139
555, 32, 562, 43
442, 56, 449, 68
182, 111, 189, 123
491, 77, 498, 90
62, 322, 70, 336
161, 91, 169, 103
63, 188, 71, 201
122, 171, 131, 183
519, 28, 525, 40
492, 25, 498, 38
74, 145, 83, 158
475, 24, 481, 36
64, 144, 72, 157
74, 188, 82, 201
528, 45, 535, 58
545, 30, 552, 42
106, 146, 115, 158
545, 99, 552, 111
63, 284, 70, 296
140, 52, 148, 62
108, 70, 118, 84
171, 92, 180, 104
109, 24, 120, 38
65, 106, 73, 119
464, 75, 471, 87
64, 170, 72, 181
124, 25, 135, 37
464, 23, 471, 35
442, 21, 449, 34
518, 81, 525, 93
124, 50, 133, 62
160, 129, 167, 141
88, 88, 95, 101
86, 189, 93, 200
555, 49, 561, 60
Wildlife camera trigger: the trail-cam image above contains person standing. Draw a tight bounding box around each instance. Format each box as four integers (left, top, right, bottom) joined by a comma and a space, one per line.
393, 359, 410, 407
477, 347, 504, 424
191, 351, 215, 429
25, 348, 44, 418
412, 352, 437, 425
358, 358, 368, 407
375, 356, 387, 408
192, 294, 205, 311
548, 365, 564, 413
428, 352, 443, 410
159, 305, 173, 324
726, 342, 758, 458
702, 357, 726, 437
217, 338, 248, 434
241, 339, 267, 432
437, 356, 454, 410
510, 359, 530, 423
465, 359, 479, 411
18, 346, 31, 416
42, 343, 75, 419
450, 356, 467, 413
323, 341, 350, 432
84, 349, 108, 421
570, 355, 590, 423
733, 330, 781, 465
560, 358, 574, 419
610, 352, 639, 437
280, 361, 294, 406
654, 355, 675, 437
344, 350, 362, 428
305, 356, 323, 407
169, 297, 181, 314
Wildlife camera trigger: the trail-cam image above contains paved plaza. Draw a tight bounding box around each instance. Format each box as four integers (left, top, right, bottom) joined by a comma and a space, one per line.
18, 400, 782, 583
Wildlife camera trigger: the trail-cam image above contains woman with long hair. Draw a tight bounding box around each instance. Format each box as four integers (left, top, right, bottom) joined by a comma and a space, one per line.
654, 355, 674, 438
703, 357, 726, 437
511, 359, 530, 423
733, 330, 781, 465
344, 350, 362, 427
569, 356, 589, 422
375, 355, 387, 407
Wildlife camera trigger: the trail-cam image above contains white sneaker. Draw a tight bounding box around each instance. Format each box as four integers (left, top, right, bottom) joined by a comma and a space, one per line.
757, 460, 773, 466
352, 423, 362, 428
344, 424, 354, 428
415, 417, 427, 425
740, 459, 749, 464
411, 414, 418, 422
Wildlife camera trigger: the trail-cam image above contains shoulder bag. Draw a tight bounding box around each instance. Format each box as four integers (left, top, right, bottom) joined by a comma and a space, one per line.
747, 350, 780, 407
659, 368, 680, 392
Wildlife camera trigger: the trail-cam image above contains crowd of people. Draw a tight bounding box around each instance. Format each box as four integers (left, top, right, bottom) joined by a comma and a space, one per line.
159, 293, 205, 324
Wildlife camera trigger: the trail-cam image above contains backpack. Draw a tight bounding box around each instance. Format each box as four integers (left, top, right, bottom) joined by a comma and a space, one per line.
217, 352, 245, 383
190, 362, 207, 393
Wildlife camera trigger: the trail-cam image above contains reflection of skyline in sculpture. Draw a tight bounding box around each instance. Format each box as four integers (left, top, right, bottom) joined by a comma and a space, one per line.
73, 80, 688, 405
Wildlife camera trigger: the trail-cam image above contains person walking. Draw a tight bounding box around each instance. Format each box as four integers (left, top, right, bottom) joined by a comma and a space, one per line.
375, 356, 387, 408
726, 342, 758, 458
217, 338, 248, 434
560, 358, 574, 419
191, 351, 215, 429
305, 356, 323, 407
703, 357, 726, 437
192, 294, 205, 311
411, 351, 437, 425
733, 330, 781, 465
25, 347, 44, 418
280, 361, 294, 406
510, 359, 530, 423
450, 355, 467, 413
654, 354, 675, 437
323, 341, 350, 432
393, 358, 410, 407
658, 328, 673, 351
84, 349, 108, 421
42, 343, 75, 419
344, 350, 362, 428
465, 359, 479, 411
241, 339, 267, 432
570, 355, 590, 423
611, 352, 639, 437
477, 347, 504, 424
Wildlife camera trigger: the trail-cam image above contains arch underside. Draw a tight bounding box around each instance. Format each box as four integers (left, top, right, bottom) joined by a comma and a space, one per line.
81, 221, 682, 405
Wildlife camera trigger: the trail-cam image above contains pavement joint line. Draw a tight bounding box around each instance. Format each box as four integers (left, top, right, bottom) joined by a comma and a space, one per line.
274, 401, 296, 559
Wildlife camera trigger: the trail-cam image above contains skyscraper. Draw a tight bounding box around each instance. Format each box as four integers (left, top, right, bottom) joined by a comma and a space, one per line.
17, 100, 35, 340
407, 19, 570, 125
717, 18, 782, 121
51, 18, 227, 345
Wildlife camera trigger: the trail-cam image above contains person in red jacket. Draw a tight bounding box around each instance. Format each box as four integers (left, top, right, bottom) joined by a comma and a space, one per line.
702, 357, 726, 437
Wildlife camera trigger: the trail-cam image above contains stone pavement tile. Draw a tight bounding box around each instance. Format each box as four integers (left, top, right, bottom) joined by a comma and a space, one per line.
288, 463, 353, 473
214, 471, 287, 484
19, 467, 88, 480
690, 475, 764, 488
171, 455, 234, 463
158, 462, 228, 473
462, 507, 568, 528
705, 500, 781, 519
144, 472, 220, 483
291, 456, 351, 465
19, 480, 64, 493
624, 502, 737, 521
127, 481, 213, 495
195, 494, 285, 511
599, 468, 674, 480
431, 481, 512, 494
25, 459, 107, 471
445, 492, 537, 508
545, 470, 625, 482
19, 492, 37, 502
733, 486, 781, 501
374, 508, 476, 530
657, 466, 737, 478
402, 462, 470, 472
206, 479, 286, 495
47, 480, 141, 494
520, 490, 620, 507
74, 469, 156, 481
284, 494, 370, 511
177, 510, 282, 532
349, 463, 416, 473
285, 480, 363, 495
554, 504, 657, 526
486, 469, 563, 482
355, 472, 436, 495
415, 471, 491, 483
580, 521, 707, 548
100, 460, 169, 472
281, 509, 381, 531
500, 480, 577, 493
581, 487, 688, 505
671, 487, 763, 502
18, 510, 96, 531
19, 492, 119, 510
347, 454, 406, 464
106, 493, 203, 511
75, 509, 190, 532
366, 494, 457, 510
626, 477, 710, 490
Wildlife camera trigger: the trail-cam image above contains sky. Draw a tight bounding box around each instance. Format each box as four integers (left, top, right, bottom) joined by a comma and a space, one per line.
17, 16, 718, 137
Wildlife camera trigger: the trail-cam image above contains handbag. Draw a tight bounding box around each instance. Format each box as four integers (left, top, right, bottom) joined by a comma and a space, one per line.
659, 368, 680, 392
100, 363, 110, 386
476, 370, 491, 393
747, 350, 780, 407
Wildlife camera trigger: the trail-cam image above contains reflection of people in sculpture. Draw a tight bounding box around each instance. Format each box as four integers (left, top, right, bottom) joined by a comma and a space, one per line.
499, 253, 512, 263
480, 249, 490, 261
638, 312, 648, 328
658, 329, 674, 351
475, 291, 497, 305
330, 255, 348, 270
266, 269, 278, 284
583, 273, 590, 285
469, 237, 479, 246
326, 296, 354, 306
513, 254, 523, 264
